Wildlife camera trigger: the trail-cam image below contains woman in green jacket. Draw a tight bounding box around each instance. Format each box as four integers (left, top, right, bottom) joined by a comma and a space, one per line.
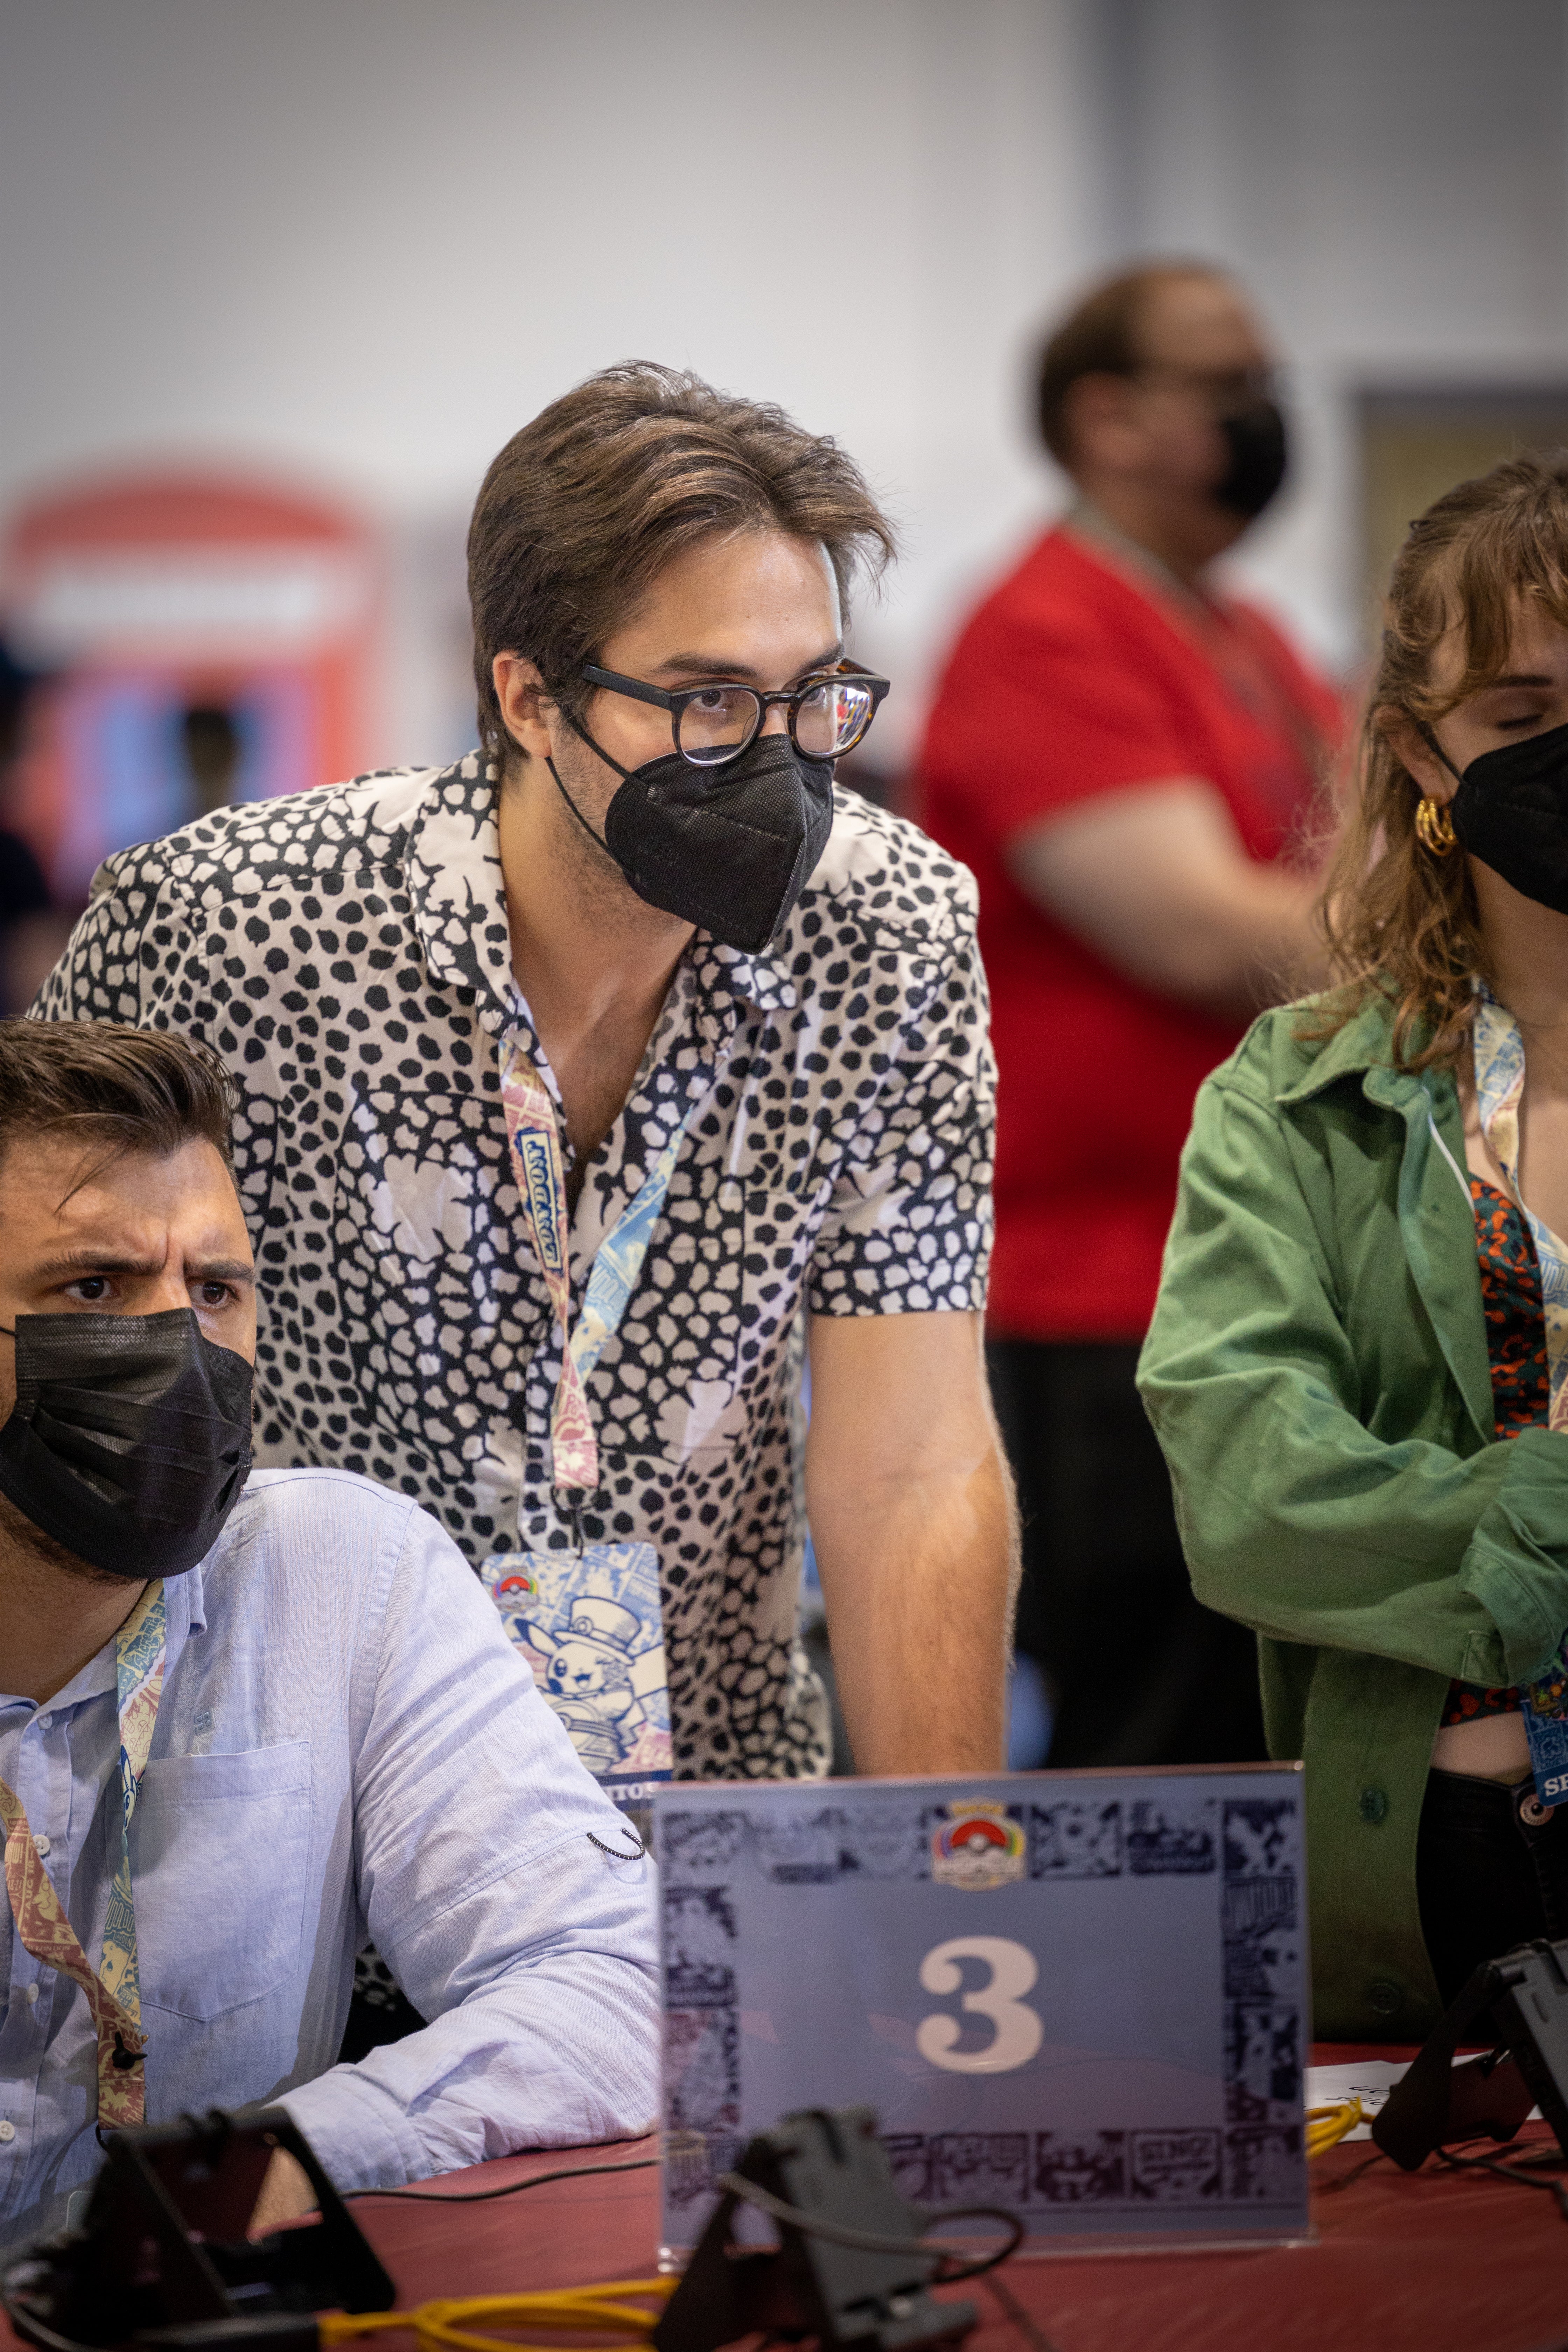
1140, 450, 1568, 2043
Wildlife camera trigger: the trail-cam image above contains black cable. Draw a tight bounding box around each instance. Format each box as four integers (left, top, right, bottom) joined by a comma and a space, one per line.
714, 2171, 1024, 2282
0, 2282, 92, 2352
0, 2162, 660, 2352
343, 2154, 657, 2206
1437, 2141, 1568, 2224
981, 2269, 1064, 2352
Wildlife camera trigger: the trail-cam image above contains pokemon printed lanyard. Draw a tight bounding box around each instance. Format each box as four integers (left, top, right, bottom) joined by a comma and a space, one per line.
0, 1578, 167, 2125
490, 1036, 715, 1815
497, 1037, 705, 1504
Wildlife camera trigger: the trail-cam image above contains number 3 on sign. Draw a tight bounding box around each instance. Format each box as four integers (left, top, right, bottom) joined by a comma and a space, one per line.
916, 1936, 1043, 2073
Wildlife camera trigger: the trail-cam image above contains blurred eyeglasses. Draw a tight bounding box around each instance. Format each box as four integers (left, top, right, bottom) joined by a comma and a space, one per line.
1126, 362, 1281, 410
580, 660, 890, 769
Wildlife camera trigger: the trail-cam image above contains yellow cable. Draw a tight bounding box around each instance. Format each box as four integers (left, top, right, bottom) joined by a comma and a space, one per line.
1305, 2096, 1371, 2158
322, 2110, 1370, 2342
320, 2274, 674, 2352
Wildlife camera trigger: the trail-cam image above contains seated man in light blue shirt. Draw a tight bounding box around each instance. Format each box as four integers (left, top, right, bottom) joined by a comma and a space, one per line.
0, 1020, 658, 2255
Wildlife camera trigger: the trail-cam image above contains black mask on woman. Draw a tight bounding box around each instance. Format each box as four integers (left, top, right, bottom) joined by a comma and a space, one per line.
1212, 397, 1290, 521
547, 721, 835, 955
0, 1308, 253, 1579
1422, 720, 1568, 917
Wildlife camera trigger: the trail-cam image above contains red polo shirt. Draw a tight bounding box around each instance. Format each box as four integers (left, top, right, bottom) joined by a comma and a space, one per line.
920, 523, 1339, 1342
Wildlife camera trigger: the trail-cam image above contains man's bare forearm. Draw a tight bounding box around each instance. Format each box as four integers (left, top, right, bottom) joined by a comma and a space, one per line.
812, 1446, 1017, 1775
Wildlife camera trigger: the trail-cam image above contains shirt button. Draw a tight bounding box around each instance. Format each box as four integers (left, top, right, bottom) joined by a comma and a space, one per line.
22, 1984, 37, 2004
31, 1834, 49, 1857
35, 1715, 51, 1734
1368, 1980, 1402, 2018
0, 2122, 15, 2143
1358, 1787, 1388, 1825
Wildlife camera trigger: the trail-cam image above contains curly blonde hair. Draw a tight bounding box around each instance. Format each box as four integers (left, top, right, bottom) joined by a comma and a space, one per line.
1315, 448, 1568, 1069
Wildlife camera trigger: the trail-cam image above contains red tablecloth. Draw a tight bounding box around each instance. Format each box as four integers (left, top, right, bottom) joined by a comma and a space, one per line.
334, 2119, 1568, 2352
6, 2053, 1568, 2352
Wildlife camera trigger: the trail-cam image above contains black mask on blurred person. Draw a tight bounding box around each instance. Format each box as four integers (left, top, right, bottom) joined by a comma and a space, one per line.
0, 1309, 253, 1578
547, 722, 835, 955
1212, 397, 1290, 520
1422, 720, 1568, 916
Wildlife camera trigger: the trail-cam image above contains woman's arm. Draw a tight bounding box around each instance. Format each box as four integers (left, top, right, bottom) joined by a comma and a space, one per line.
1138, 1070, 1568, 1691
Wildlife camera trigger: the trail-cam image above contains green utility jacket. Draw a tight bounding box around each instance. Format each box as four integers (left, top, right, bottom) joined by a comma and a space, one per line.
1139, 988, 1568, 2043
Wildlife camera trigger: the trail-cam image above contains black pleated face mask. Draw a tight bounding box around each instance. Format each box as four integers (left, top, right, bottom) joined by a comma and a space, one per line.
1424, 719, 1568, 916
550, 726, 835, 955
0, 1308, 253, 1579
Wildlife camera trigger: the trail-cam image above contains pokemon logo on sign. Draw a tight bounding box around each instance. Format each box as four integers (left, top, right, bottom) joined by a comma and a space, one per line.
930, 1801, 1026, 1890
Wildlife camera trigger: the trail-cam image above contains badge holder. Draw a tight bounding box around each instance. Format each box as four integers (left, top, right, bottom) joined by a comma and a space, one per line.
0, 2106, 393, 2351
1372, 1937, 1568, 2169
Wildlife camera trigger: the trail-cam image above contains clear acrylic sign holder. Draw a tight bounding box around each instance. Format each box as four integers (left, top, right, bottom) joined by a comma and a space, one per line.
654, 1763, 1310, 2261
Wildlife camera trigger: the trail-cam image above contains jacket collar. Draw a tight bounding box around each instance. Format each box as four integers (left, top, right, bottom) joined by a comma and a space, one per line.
1272, 987, 1435, 1110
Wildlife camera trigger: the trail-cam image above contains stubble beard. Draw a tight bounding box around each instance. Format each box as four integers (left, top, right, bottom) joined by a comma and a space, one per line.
0, 1485, 130, 1588
544, 736, 689, 948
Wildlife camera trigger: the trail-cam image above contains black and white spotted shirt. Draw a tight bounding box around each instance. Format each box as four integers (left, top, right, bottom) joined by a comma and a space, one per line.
37, 757, 994, 1779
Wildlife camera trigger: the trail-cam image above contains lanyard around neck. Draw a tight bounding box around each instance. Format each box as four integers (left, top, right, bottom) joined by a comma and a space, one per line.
498, 1038, 709, 1508
0, 1577, 167, 2125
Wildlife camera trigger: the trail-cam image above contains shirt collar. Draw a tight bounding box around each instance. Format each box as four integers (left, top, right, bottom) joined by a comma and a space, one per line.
1063, 497, 1219, 621
403, 757, 798, 1028
689, 933, 797, 1017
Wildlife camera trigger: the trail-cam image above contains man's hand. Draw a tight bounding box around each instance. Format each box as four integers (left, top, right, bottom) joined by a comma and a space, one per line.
248, 2146, 317, 2236
805, 1310, 1016, 1775
1008, 779, 1324, 1018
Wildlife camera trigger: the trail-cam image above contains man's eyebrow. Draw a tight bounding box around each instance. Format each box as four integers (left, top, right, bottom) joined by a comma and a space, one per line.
649, 642, 845, 685
26, 1250, 255, 1284
189, 1258, 257, 1285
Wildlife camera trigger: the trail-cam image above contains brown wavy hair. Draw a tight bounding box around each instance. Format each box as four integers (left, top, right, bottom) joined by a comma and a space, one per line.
1315, 448, 1568, 1069
468, 363, 897, 771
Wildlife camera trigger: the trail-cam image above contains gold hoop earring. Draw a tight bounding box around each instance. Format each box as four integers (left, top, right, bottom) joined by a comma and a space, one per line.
1415, 796, 1458, 856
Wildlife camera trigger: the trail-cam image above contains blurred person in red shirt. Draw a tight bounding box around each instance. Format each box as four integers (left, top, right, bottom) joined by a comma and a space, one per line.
921, 261, 1340, 1770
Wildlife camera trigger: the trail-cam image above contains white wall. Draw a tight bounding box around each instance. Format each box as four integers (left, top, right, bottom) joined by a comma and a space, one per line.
5, 0, 1566, 760
0, 0, 1102, 768
1094, 0, 1568, 667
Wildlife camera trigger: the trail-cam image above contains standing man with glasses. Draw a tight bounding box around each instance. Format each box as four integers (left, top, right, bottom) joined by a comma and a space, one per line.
923, 263, 1340, 1775
38, 366, 1012, 1865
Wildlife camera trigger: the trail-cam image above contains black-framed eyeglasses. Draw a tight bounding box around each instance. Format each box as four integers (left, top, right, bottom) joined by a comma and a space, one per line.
580, 659, 890, 769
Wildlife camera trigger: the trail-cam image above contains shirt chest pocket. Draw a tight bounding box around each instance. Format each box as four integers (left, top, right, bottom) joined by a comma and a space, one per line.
132, 1742, 313, 2022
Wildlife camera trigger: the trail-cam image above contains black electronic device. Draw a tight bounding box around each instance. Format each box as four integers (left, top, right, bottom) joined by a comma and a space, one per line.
653, 2107, 983, 2352
1373, 1937, 1568, 2170
0, 2107, 393, 2352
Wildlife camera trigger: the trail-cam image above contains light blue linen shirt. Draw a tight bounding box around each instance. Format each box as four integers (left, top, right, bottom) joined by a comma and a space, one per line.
0, 1468, 659, 2255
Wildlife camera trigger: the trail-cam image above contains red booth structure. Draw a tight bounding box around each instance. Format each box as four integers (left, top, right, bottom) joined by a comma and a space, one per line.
1, 469, 381, 906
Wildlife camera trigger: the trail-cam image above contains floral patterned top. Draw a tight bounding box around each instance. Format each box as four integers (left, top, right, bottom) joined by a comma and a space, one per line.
1440, 1176, 1550, 1725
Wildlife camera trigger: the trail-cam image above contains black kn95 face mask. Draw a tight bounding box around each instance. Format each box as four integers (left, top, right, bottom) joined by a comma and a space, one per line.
548, 722, 835, 955
1423, 719, 1568, 918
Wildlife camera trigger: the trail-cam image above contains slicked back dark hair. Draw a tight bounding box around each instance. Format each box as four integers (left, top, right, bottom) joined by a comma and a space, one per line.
0, 1021, 236, 1185
467, 362, 897, 769
1036, 260, 1230, 467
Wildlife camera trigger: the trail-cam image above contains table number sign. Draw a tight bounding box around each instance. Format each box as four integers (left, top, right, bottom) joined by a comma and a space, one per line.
653, 1766, 1309, 2258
